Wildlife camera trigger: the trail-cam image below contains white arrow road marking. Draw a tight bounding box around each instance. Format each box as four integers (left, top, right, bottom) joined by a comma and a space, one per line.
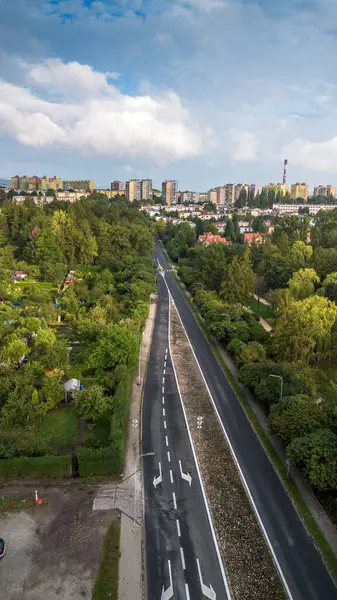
196, 559, 216, 600
185, 583, 191, 600
179, 460, 192, 486
153, 462, 162, 488
161, 560, 174, 600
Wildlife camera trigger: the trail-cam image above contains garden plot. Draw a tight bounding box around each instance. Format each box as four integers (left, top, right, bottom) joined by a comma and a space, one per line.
170, 306, 286, 600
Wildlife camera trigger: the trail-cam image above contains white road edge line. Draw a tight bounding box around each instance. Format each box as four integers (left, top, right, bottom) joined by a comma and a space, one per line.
185, 583, 191, 600
164, 273, 294, 600
180, 546, 186, 570
167, 451, 171, 462
172, 492, 177, 509
176, 519, 181, 537
166, 435, 169, 447
170, 469, 174, 483
163, 275, 232, 600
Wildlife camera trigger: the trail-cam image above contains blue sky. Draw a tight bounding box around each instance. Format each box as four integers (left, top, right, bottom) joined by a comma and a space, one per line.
1, 0, 337, 190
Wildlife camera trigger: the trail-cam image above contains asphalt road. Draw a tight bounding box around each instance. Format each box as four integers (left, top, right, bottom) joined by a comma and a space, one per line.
142, 275, 230, 600
155, 242, 337, 600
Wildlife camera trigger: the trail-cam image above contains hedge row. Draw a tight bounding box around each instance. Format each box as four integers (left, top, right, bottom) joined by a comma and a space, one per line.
77, 447, 121, 477
109, 374, 133, 473
0, 455, 72, 478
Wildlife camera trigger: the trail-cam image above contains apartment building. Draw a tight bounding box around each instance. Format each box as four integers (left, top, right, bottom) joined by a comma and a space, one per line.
126, 179, 141, 202
11, 175, 63, 191
141, 179, 153, 202
162, 180, 178, 206
63, 180, 94, 191
207, 189, 218, 204
313, 185, 335, 198
290, 182, 309, 201
111, 180, 125, 192
263, 183, 288, 196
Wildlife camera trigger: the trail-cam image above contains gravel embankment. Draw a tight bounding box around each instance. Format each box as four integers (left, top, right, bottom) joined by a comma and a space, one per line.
170, 306, 286, 600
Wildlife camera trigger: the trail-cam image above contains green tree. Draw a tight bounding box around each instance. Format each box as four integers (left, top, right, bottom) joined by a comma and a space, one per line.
273, 295, 337, 363
252, 216, 267, 233
268, 395, 328, 446
74, 384, 112, 421
221, 249, 255, 305
240, 341, 266, 365
0, 338, 30, 369
288, 268, 319, 300
90, 325, 139, 371
287, 429, 337, 492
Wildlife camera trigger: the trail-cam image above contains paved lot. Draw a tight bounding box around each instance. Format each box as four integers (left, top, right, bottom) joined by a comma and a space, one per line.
0, 481, 117, 600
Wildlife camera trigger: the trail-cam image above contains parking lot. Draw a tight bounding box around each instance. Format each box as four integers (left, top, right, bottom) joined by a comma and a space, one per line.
0, 480, 117, 600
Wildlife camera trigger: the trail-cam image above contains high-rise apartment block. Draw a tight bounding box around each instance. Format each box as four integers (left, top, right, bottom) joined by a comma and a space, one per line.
141, 179, 153, 202
162, 180, 178, 206
290, 183, 309, 201
313, 185, 335, 198
11, 175, 63, 192
263, 183, 288, 196
63, 180, 94, 191
126, 179, 141, 202
111, 181, 125, 192
207, 189, 218, 204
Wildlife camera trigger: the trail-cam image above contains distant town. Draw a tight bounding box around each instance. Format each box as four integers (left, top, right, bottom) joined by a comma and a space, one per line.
3, 171, 337, 219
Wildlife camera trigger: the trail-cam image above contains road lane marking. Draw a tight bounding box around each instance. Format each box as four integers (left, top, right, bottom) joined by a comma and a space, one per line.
165, 436, 169, 447
167, 451, 171, 462
162, 386, 165, 394
185, 583, 191, 600
196, 559, 216, 599
163, 408, 166, 416
164, 361, 167, 368
164, 420, 167, 429
180, 547, 186, 570
166, 348, 168, 353
162, 398, 165, 405
161, 560, 174, 600
164, 278, 232, 600
153, 462, 162, 488
170, 469, 174, 483
163, 369, 166, 375
172, 492, 177, 509
162, 377, 165, 384
176, 519, 181, 537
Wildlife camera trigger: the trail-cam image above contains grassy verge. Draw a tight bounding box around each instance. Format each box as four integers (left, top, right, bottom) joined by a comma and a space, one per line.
92, 519, 120, 600
0, 497, 47, 515
248, 297, 274, 322
161, 243, 337, 579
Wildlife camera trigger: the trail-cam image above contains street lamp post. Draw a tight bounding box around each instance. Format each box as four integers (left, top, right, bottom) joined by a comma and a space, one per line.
133, 452, 155, 525
268, 374, 283, 401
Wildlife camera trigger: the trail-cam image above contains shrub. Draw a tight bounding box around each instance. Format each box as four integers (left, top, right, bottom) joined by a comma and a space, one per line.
0, 455, 72, 478
78, 447, 121, 476
287, 429, 337, 492
240, 341, 266, 365
0, 432, 50, 459
227, 338, 246, 365
268, 395, 328, 447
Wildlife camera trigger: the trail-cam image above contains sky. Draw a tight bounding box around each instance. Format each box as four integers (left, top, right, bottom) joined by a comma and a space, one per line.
1, 0, 337, 190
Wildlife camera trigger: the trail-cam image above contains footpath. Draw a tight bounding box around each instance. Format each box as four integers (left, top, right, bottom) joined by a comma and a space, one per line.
173, 272, 337, 560
92, 293, 157, 600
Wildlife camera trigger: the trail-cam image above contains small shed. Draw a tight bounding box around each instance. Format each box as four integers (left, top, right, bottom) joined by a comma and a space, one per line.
64, 378, 81, 403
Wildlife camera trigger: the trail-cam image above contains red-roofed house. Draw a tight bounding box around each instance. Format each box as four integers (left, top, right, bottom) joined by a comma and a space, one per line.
198, 233, 228, 246
243, 233, 263, 246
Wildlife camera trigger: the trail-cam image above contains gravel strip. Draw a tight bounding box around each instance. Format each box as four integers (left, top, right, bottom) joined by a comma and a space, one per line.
170, 306, 286, 600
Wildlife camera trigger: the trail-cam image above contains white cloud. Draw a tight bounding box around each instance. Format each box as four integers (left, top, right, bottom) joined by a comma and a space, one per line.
0, 59, 203, 163
230, 130, 259, 162
27, 58, 120, 98
284, 137, 337, 172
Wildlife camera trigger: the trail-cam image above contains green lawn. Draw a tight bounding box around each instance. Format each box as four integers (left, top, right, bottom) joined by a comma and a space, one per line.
92, 520, 120, 600
248, 297, 274, 322
36, 406, 78, 453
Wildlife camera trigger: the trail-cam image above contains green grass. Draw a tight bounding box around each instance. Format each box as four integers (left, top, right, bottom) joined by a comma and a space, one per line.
0, 497, 47, 514
92, 520, 120, 600
161, 243, 337, 580
248, 297, 274, 321
0, 455, 72, 478
36, 406, 78, 453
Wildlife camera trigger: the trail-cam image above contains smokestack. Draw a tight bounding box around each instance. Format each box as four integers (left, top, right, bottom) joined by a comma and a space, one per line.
283, 159, 288, 186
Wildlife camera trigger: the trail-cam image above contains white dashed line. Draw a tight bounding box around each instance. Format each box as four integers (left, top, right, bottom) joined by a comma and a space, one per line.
163, 408, 166, 417
162, 386, 164, 394
170, 469, 174, 483
180, 547, 186, 570
162, 397, 165, 404
165, 348, 168, 353
164, 421, 167, 429
162, 377, 165, 384
185, 583, 191, 600
172, 492, 177, 509
163, 369, 166, 375
164, 361, 167, 368
165, 436, 169, 447
176, 519, 181, 537
167, 451, 171, 462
